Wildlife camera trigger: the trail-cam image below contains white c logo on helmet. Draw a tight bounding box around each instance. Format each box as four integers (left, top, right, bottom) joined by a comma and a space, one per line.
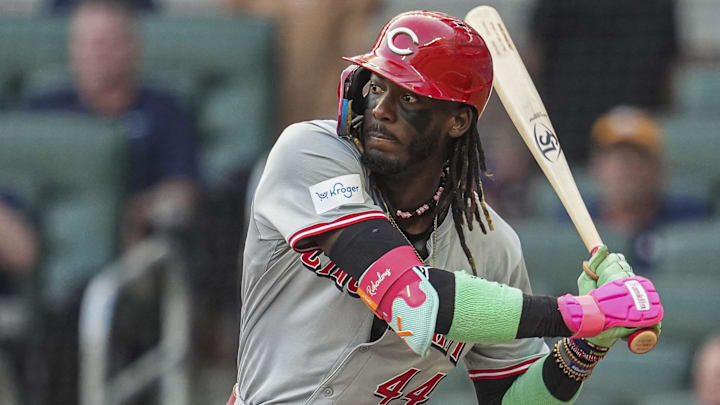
387, 27, 419, 56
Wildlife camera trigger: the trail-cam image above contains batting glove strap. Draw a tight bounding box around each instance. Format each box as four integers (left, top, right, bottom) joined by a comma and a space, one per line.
557, 295, 604, 338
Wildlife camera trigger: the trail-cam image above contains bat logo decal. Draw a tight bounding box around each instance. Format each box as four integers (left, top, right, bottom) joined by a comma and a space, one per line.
533, 122, 562, 162
387, 27, 419, 56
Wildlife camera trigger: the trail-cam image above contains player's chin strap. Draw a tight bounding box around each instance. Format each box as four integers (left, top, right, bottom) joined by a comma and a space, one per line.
336, 65, 371, 150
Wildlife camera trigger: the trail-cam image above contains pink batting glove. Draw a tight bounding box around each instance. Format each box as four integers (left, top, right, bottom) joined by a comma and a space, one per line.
557, 276, 663, 338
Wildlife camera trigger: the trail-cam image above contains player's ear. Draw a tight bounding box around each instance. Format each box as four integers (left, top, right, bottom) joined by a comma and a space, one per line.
447, 105, 473, 138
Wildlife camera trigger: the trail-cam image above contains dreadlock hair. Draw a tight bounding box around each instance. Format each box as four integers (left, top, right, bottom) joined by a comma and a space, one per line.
433, 107, 493, 275
348, 105, 493, 275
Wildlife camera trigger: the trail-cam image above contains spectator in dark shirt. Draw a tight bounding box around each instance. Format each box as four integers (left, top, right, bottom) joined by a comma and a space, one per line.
587, 106, 710, 273
26, 0, 198, 250
25, 5, 197, 401
0, 191, 37, 405
0, 192, 37, 280
49, 0, 156, 14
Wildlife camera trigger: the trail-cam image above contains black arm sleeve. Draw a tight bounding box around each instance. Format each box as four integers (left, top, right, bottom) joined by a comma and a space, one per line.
517, 295, 572, 338
473, 375, 521, 405
328, 218, 408, 280
541, 354, 582, 401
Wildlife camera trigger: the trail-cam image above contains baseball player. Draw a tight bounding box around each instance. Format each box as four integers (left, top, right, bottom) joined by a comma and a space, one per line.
229, 11, 663, 405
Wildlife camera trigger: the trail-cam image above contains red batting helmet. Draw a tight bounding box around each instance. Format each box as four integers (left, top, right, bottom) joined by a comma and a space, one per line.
345, 10, 493, 114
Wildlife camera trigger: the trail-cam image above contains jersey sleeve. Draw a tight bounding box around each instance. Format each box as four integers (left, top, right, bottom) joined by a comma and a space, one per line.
252, 121, 385, 251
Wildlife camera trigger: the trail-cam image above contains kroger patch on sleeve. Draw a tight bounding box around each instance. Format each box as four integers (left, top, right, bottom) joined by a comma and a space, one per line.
309, 174, 364, 214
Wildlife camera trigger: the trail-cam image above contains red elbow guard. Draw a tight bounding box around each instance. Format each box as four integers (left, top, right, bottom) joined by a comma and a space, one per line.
357, 245, 424, 320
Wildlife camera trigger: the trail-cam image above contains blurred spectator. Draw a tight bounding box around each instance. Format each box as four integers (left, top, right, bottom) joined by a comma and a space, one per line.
26, 0, 198, 251
529, 0, 679, 164
23, 1, 197, 403
587, 106, 710, 273
49, 0, 156, 14
694, 332, 720, 405
480, 119, 539, 220
0, 192, 37, 279
0, 191, 37, 405
224, 0, 381, 134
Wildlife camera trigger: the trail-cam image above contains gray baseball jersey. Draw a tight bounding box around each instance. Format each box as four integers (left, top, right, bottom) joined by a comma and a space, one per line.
234, 120, 548, 405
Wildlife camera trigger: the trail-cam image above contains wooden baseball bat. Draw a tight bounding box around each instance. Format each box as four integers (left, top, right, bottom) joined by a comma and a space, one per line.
465, 5, 657, 355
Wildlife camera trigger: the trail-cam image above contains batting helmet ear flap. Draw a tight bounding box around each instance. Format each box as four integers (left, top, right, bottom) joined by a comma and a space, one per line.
349, 67, 371, 116
337, 65, 371, 138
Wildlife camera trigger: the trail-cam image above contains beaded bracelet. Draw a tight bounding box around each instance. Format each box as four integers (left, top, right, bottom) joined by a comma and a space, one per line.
561, 339, 596, 372
562, 340, 598, 370
575, 338, 610, 356
567, 338, 606, 363
553, 339, 594, 381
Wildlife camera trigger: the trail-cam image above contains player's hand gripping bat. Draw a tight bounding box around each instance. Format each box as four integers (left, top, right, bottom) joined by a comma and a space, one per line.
465, 5, 658, 354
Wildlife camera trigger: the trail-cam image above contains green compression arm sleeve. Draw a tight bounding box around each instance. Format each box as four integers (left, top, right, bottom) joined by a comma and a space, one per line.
502, 357, 582, 405
446, 271, 523, 343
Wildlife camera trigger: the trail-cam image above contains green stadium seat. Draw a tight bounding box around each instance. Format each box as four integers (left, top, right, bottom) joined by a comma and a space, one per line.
198, 77, 274, 185
0, 17, 67, 109
653, 219, 720, 276
136, 15, 278, 184
0, 112, 126, 305
0, 14, 277, 186
531, 169, 598, 220
138, 15, 275, 77
659, 116, 720, 182
512, 218, 630, 296
637, 390, 700, 405
21, 64, 199, 109
677, 65, 720, 117
577, 338, 692, 405
650, 273, 720, 343
429, 339, 692, 405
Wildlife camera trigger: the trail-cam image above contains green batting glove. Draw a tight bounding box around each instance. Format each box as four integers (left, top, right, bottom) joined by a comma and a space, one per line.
586, 322, 662, 349
586, 327, 635, 348
577, 245, 635, 295
576, 245, 637, 348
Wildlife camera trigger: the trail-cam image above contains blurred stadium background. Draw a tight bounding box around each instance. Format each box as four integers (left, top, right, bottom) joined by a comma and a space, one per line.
0, 0, 718, 404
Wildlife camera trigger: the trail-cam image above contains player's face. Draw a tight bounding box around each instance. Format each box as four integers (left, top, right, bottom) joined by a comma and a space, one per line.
361, 74, 459, 175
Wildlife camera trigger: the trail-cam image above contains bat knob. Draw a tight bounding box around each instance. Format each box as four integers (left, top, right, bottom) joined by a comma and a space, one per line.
627, 329, 658, 354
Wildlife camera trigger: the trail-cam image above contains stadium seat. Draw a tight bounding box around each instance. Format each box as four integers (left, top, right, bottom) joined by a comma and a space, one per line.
512, 218, 630, 296
659, 116, 720, 182
676, 64, 720, 118
138, 16, 277, 184
0, 14, 277, 186
531, 169, 598, 220
577, 337, 692, 405
0, 17, 67, 109
650, 273, 720, 344
21, 64, 199, 109
0, 112, 126, 305
637, 389, 700, 405
198, 77, 274, 185
652, 219, 720, 277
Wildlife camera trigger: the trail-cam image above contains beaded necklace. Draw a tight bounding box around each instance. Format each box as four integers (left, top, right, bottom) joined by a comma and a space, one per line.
375, 164, 448, 266
392, 169, 447, 219
382, 198, 438, 267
